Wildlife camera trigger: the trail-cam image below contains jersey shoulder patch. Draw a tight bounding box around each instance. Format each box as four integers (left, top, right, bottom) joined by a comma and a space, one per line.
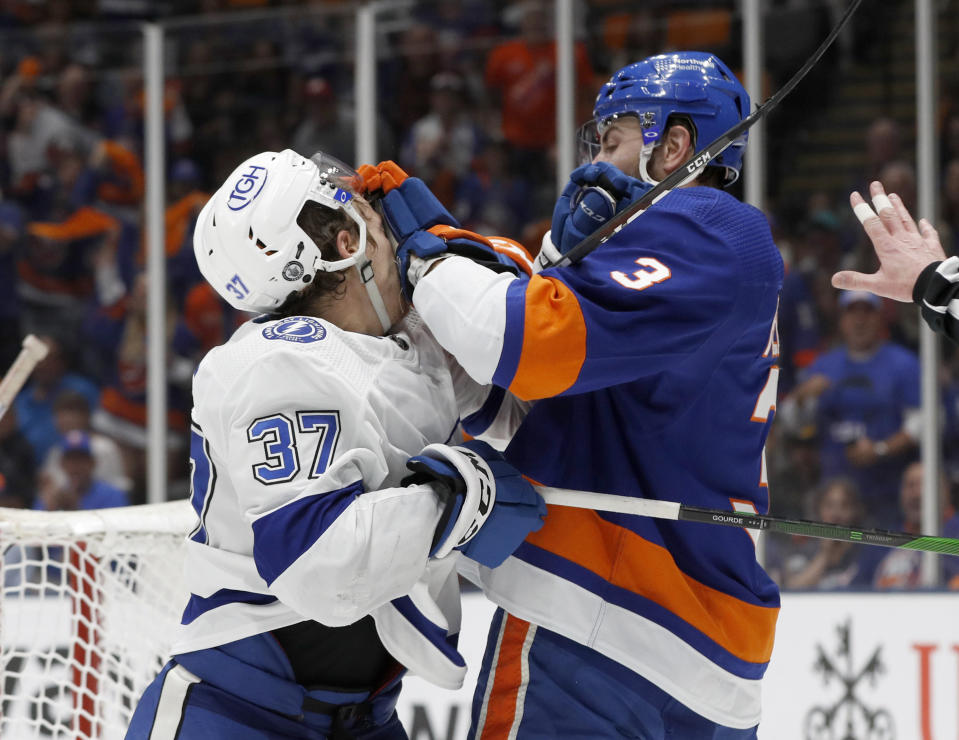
261, 316, 327, 344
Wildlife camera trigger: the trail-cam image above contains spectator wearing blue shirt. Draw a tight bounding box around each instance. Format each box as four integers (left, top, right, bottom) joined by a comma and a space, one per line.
34, 430, 127, 511
14, 335, 100, 462
785, 290, 920, 527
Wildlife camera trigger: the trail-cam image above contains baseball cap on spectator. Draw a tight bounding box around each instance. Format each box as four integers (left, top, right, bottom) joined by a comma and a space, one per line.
61, 430, 93, 457
838, 290, 881, 310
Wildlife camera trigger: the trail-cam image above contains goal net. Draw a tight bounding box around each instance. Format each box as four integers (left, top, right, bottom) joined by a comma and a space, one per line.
0, 501, 195, 739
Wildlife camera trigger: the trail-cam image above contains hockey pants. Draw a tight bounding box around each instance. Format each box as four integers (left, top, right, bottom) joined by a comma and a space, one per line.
125, 632, 406, 739
468, 608, 759, 740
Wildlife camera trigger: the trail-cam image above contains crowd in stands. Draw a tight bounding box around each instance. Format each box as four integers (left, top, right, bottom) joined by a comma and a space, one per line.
1, 0, 959, 588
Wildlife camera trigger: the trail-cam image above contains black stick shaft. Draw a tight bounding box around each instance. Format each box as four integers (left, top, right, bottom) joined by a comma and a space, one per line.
538, 487, 959, 556
678, 505, 959, 555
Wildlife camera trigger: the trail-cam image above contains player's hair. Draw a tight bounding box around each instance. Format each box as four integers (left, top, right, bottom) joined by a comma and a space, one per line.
275, 200, 359, 317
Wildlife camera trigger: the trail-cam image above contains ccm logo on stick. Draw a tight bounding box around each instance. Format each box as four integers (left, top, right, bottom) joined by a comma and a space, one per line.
228, 165, 268, 211
686, 152, 712, 173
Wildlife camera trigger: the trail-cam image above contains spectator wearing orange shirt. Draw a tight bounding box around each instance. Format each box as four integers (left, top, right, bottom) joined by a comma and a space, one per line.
73, 138, 145, 208
484, 0, 593, 173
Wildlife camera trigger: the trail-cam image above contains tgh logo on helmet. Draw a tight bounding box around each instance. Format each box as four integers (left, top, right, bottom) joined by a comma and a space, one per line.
227, 164, 268, 211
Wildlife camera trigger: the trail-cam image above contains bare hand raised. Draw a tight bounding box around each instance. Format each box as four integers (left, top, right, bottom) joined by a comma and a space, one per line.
831, 181, 945, 302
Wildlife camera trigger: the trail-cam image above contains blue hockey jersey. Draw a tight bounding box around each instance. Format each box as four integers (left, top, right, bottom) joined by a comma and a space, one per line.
414, 186, 784, 728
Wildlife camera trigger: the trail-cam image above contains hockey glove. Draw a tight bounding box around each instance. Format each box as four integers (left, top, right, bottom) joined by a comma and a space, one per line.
396, 225, 524, 301
404, 440, 546, 569
356, 160, 409, 195
357, 160, 460, 242
536, 162, 652, 272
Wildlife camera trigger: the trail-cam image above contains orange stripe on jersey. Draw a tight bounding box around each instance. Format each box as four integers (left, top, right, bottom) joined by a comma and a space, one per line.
477, 614, 534, 740
426, 226, 535, 275
488, 236, 534, 276
526, 505, 778, 664
509, 276, 587, 400
426, 224, 494, 246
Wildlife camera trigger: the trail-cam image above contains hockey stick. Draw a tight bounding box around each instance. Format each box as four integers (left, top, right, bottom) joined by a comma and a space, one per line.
0, 335, 49, 422
543, 0, 865, 270
536, 486, 959, 556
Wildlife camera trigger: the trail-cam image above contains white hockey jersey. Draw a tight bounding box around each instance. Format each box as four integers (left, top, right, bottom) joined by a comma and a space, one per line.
173, 310, 523, 690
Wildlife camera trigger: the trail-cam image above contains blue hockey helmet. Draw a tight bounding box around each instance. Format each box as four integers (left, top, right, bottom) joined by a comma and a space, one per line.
588, 52, 750, 186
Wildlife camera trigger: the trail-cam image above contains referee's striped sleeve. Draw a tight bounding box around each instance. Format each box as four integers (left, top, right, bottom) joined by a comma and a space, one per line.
914, 257, 959, 345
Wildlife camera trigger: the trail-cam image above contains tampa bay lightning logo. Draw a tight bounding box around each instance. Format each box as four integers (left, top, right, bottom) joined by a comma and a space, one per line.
262, 316, 327, 343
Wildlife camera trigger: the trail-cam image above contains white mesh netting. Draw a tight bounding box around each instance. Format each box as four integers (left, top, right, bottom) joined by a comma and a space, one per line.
0, 501, 195, 739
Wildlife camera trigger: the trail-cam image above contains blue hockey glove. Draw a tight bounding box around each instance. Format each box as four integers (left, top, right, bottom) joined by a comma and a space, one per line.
404, 439, 546, 569
396, 226, 522, 301
549, 162, 652, 258
358, 160, 460, 241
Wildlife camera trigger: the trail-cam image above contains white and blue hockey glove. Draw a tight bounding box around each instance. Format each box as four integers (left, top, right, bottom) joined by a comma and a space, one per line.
404, 439, 546, 569
537, 162, 652, 271
396, 226, 523, 301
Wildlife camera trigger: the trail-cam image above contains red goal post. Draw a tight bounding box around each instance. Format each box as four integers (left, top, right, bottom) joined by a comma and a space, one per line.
0, 501, 195, 739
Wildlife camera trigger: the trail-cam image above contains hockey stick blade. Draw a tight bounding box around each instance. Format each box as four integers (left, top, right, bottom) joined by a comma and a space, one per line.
536, 486, 959, 556
544, 0, 865, 270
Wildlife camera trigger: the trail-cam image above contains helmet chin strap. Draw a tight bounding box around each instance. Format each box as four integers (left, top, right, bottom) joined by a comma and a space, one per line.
354, 258, 394, 334
637, 142, 660, 186
638, 140, 706, 189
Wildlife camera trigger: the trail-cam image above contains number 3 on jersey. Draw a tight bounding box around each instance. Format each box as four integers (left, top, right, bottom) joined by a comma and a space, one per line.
247, 411, 341, 485
611, 257, 671, 291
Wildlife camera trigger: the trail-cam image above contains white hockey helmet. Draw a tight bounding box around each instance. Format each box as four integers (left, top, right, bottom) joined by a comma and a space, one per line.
194, 148, 393, 330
